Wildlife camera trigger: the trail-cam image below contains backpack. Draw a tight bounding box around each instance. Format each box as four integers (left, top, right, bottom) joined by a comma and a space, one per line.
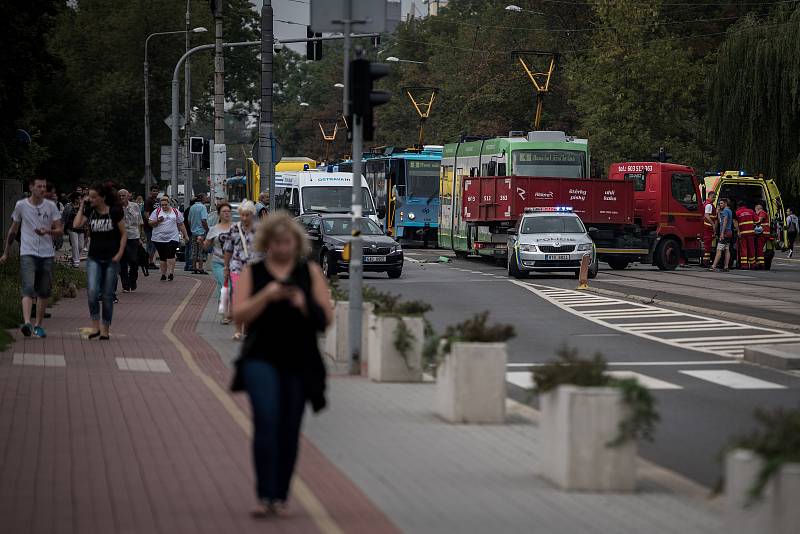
789, 218, 798, 234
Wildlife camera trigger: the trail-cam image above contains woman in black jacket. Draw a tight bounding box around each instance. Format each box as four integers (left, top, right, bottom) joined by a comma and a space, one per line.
231, 211, 332, 517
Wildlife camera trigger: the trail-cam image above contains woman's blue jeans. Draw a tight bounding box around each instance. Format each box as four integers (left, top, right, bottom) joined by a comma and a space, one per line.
211, 259, 225, 300
242, 359, 306, 502
87, 258, 119, 326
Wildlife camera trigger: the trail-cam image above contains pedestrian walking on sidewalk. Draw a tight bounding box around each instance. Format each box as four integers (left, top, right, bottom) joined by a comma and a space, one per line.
143, 186, 160, 267
203, 201, 233, 323
701, 191, 717, 267
230, 212, 332, 517
710, 198, 733, 272
188, 193, 210, 274
224, 200, 260, 340
72, 182, 127, 340
63, 192, 84, 268
786, 207, 798, 258
0, 176, 64, 338
148, 195, 189, 281
118, 189, 144, 291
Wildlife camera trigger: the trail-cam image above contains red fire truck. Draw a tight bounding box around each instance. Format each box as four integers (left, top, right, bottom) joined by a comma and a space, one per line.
461, 161, 704, 270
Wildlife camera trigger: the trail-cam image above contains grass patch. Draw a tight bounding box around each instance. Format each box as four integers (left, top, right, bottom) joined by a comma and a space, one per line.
0, 258, 86, 350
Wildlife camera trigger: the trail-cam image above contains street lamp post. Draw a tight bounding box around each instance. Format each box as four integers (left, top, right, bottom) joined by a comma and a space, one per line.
386, 56, 425, 65
143, 27, 206, 195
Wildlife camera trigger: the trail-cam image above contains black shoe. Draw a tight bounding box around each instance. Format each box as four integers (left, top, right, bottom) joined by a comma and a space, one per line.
160, 274, 167, 281
113, 296, 119, 304
88, 331, 101, 340
44, 312, 52, 319
168, 274, 174, 281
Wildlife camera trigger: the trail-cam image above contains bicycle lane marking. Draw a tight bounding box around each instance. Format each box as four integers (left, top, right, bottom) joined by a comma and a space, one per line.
163, 278, 345, 534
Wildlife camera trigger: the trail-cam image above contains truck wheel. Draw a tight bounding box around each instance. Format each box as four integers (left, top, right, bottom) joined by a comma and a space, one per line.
607, 257, 630, 270
654, 238, 681, 271
508, 251, 525, 279
321, 250, 336, 278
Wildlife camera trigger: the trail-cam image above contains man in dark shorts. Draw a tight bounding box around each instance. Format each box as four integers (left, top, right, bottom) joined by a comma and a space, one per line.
0, 177, 64, 338
710, 198, 733, 272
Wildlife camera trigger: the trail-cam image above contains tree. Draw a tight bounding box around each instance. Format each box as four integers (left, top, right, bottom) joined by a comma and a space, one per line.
708, 6, 800, 195
565, 0, 707, 176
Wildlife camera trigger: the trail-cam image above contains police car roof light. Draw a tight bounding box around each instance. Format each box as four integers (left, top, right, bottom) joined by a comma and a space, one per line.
524, 206, 573, 213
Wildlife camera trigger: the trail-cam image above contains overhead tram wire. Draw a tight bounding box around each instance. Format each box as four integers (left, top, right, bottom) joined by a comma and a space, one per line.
392, 16, 797, 58
424, 14, 746, 34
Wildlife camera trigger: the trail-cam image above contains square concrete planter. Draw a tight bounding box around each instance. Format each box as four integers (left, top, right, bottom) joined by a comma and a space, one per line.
435, 342, 507, 424
724, 449, 800, 534
540, 385, 636, 492
334, 301, 374, 364
368, 315, 424, 382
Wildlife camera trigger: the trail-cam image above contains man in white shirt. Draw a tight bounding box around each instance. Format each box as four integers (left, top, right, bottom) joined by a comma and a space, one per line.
118, 189, 144, 292
0, 177, 64, 338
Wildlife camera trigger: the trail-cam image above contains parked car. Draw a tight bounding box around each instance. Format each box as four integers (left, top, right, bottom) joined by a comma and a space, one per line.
297, 213, 403, 278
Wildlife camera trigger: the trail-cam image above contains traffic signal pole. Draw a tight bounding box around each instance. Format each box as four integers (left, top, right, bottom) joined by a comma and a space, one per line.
260, 1, 275, 216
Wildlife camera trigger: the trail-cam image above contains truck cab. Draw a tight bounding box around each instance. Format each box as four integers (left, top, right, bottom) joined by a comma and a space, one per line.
608, 162, 703, 270
701, 170, 786, 269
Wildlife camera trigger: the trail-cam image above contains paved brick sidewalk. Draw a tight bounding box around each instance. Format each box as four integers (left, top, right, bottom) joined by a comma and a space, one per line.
0, 272, 397, 534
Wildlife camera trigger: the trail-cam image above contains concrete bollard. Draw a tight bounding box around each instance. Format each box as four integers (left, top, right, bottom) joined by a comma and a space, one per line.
724, 449, 800, 534
540, 385, 636, 491
435, 342, 507, 424
368, 315, 424, 382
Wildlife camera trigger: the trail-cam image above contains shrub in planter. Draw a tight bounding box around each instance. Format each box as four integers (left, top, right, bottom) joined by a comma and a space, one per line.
532, 346, 659, 491
433, 312, 516, 424
720, 407, 800, 534
368, 296, 431, 383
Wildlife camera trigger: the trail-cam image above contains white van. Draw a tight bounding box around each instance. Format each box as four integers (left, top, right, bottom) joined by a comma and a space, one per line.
272, 171, 382, 223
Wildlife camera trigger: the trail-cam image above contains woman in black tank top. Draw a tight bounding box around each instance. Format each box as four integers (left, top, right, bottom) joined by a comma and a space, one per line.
230, 212, 332, 517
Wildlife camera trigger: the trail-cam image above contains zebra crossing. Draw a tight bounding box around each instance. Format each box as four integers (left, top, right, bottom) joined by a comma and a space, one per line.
506, 365, 789, 391
513, 282, 800, 359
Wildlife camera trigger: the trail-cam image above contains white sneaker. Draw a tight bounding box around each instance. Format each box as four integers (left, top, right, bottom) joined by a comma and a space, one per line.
789, 250, 794, 258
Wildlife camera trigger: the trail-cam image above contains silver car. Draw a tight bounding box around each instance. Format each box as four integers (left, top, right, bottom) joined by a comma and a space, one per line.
507, 208, 598, 279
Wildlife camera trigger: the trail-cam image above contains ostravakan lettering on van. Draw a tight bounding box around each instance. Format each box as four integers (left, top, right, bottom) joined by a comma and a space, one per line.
273, 172, 380, 223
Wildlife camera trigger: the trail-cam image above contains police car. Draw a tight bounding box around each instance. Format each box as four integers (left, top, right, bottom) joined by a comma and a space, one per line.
507, 207, 598, 279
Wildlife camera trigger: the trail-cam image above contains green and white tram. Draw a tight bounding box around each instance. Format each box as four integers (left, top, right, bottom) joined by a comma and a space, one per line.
438, 131, 590, 257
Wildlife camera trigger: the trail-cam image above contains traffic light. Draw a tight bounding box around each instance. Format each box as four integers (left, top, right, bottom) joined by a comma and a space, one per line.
189, 136, 204, 154
349, 58, 391, 141
306, 26, 322, 61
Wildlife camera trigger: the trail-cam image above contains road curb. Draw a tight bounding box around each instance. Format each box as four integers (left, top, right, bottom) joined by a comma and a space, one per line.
506, 398, 722, 511
585, 285, 800, 332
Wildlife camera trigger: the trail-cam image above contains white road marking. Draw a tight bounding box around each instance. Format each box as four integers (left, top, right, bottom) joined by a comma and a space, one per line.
506, 371, 535, 390
679, 370, 786, 389
505, 360, 740, 367
512, 281, 800, 359
606, 370, 683, 390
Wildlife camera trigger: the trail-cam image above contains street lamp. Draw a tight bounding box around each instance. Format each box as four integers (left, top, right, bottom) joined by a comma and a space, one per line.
386, 56, 426, 65
300, 102, 310, 107
334, 83, 344, 88
143, 27, 207, 194
505, 4, 545, 15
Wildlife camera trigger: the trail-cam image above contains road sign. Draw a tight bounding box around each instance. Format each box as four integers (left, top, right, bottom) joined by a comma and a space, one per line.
163, 113, 185, 128
310, 0, 387, 33
160, 145, 188, 182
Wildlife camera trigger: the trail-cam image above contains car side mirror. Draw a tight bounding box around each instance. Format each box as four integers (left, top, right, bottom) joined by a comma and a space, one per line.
377, 206, 387, 220
507, 228, 517, 235
307, 227, 320, 238
588, 227, 599, 238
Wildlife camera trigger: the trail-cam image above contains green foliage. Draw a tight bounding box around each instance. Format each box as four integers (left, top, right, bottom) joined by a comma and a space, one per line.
0, 260, 86, 350
365, 286, 432, 317
442, 310, 516, 345
392, 318, 417, 369
532, 345, 660, 446
708, 6, 800, 195
722, 406, 800, 502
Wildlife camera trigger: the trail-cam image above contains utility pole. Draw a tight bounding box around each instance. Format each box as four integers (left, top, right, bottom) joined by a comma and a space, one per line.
144, 54, 152, 195
260, 0, 274, 211
184, 0, 193, 204
213, 0, 225, 201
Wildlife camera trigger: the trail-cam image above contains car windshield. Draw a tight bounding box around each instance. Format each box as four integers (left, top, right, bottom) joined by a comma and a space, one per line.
405, 160, 440, 198
521, 216, 585, 234
322, 218, 385, 236
512, 150, 586, 178
302, 186, 375, 214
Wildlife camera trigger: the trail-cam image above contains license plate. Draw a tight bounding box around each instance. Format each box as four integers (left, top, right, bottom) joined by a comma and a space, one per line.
544, 254, 571, 260
364, 255, 386, 263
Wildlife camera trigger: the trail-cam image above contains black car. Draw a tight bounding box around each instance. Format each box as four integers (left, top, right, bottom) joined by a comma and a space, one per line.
298, 213, 403, 279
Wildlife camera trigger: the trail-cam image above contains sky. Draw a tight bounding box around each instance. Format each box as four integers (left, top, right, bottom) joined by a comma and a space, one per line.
251, 0, 417, 50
